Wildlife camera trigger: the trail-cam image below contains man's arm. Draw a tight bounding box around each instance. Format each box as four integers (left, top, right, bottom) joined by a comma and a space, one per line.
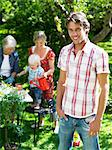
56, 69, 67, 120
96, 73, 109, 120
89, 73, 109, 136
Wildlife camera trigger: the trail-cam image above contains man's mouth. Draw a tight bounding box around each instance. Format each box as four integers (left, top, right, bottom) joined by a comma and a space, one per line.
73, 36, 78, 40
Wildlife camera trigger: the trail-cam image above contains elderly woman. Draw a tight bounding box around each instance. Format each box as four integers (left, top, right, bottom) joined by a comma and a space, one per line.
0, 35, 19, 84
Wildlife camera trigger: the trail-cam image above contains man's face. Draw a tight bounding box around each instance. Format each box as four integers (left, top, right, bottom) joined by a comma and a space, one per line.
68, 22, 87, 45
3, 47, 14, 55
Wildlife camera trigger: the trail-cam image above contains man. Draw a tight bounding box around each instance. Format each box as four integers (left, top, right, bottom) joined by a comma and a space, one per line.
56, 12, 109, 150
0, 35, 19, 84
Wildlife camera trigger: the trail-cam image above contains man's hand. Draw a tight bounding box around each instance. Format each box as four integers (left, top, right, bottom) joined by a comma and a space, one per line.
89, 119, 102, 136
56, 107, 68, 121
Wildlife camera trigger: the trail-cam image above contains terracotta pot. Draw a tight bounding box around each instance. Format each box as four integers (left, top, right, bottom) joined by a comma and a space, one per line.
4, 143, 18, 150
15, 83, 22, 91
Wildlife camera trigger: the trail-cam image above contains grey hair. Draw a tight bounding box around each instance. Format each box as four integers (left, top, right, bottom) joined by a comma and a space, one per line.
28, 54, 40, 66
33, 31, 47, 44
2, 35, 17, 50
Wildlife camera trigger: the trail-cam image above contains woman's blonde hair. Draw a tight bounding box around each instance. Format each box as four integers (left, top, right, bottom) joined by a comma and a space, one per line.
28, 54, 40, 66
33, 31, 47, 44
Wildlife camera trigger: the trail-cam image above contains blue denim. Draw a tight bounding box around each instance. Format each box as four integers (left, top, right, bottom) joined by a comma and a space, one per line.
58, 115, 100, 150
30, 87, 43, 104
4, 76, 15, 84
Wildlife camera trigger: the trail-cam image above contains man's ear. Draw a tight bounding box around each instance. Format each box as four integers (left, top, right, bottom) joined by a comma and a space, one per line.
85, 29, 89, 34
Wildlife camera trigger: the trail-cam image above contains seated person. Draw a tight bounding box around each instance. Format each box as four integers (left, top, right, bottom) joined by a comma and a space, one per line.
0, 35, 19, 84
17, 54, 44, 109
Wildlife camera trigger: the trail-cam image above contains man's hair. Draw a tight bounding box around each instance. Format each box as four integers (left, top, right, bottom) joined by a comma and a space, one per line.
33, 31, 47, 44
66, 12, 90, 33
28, 54, 40, 66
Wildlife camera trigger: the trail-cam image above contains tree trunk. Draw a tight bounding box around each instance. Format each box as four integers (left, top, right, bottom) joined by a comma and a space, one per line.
92, 26, 111, 43
4, 125, 12, 150
92, 12, 112, 43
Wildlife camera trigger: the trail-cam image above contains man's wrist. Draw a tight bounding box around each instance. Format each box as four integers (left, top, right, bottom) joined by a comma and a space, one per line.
95, 116, 103, 122
56, 105, 62, 111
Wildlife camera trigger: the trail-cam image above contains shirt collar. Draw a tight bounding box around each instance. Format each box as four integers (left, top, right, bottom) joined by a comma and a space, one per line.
70, 39, 93, 56
82, 39, 93, 56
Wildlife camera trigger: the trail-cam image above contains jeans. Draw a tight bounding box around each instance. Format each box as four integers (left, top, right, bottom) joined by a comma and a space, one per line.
58, 115, 100, 150
30, 87, 43, 104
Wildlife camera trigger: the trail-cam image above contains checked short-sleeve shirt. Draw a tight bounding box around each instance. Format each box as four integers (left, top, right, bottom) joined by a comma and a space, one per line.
58, 40, 110, 118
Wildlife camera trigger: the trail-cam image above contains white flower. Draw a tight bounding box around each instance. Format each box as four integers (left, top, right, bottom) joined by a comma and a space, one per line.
0, 82, 25, 101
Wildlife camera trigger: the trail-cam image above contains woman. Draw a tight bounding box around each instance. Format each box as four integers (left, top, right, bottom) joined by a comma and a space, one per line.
29, 31, 57, 128
0, 35, 19, 84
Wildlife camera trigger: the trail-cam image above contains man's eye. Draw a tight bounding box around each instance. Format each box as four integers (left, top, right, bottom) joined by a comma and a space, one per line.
76, 28, 81, 32
68, 29, 73, 32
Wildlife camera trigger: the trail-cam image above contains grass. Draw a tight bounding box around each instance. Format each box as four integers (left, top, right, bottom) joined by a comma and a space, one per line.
99, 114, 112, 150
19, 113, 59, 150
0, 112, 112, 150
97, 41, 112, 53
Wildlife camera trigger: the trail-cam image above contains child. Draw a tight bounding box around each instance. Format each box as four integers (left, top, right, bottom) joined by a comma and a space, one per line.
17, 54, 44, 109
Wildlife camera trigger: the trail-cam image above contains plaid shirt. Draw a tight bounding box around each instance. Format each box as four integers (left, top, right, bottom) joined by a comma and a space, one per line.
58, 40, 110, 118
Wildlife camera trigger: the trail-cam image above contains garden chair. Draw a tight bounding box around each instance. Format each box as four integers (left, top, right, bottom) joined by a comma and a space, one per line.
25, 90, 56, 144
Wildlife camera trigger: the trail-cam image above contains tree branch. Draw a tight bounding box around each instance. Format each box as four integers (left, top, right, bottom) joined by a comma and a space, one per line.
54, 1, 68, 16
92, 11, 112, 43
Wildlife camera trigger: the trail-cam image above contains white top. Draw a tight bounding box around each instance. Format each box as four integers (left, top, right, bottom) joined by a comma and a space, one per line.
0, 55, 11, 77
31, 46, 50, 60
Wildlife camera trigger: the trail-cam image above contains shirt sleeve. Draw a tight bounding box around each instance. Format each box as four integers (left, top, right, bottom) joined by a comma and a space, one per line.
57, 47, 68, 71
28, 47, 33, 55
47, 50, 55, 60
96, 50, 110, 74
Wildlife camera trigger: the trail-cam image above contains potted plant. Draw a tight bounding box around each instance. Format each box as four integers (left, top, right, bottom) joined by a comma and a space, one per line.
0, 82, 26, 150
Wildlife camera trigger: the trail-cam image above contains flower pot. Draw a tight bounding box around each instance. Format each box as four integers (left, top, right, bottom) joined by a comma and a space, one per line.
15, 83, 23, 91
4, 143, 18, 150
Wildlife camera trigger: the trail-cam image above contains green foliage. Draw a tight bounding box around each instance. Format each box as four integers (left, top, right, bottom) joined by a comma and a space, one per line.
0, 83, 27, 146
0, 0, 111, 54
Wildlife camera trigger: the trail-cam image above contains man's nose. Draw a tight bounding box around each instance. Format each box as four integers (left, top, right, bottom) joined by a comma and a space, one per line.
72, 31, 78, 36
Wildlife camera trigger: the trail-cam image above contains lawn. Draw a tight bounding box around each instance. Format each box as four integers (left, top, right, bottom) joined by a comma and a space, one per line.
19, 112, 112, 150
0, 111, 112, 150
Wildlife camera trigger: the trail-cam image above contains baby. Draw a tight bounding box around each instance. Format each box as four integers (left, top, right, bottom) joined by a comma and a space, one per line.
17, 54, 44, 109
